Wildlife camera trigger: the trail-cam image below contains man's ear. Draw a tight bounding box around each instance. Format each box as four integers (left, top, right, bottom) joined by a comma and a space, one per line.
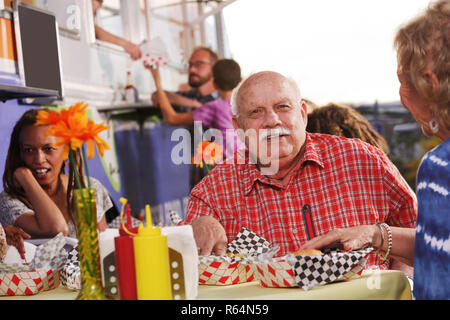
232, 116, 246, 144
232, 116, 239, 131
300, 100, 308, 126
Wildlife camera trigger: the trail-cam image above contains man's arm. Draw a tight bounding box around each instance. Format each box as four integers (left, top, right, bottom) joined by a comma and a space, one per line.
151, 91, 203, 109
147, 65, 195, 126
191, 216, 228, 256
94, 25, 142, 60
182, 193, 228, 256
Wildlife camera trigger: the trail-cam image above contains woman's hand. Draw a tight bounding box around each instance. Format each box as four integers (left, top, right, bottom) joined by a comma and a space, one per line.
300, 225, 381, 251
13, 167, 34, 189
3, 225, 31, 260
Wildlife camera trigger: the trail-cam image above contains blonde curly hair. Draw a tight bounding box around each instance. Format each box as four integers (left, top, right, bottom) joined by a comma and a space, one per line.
394, 0, 450, 130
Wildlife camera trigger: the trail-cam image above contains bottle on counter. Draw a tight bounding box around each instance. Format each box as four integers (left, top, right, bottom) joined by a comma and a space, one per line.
114, 199, 138, 300
133, 205, 172, 300
125, 70, 138, 104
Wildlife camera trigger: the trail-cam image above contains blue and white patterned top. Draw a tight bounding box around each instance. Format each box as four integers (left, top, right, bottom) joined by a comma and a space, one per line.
413, 138, 450, 300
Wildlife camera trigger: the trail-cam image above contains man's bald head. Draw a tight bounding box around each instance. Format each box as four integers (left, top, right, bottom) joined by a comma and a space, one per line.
231, 71, 302, 118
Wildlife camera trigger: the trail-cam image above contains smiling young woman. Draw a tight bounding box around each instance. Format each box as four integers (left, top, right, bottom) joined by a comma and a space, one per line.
0, 109, 114, 239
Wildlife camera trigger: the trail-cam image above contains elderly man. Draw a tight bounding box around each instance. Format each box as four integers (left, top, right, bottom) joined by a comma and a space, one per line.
182, 71, 417, 270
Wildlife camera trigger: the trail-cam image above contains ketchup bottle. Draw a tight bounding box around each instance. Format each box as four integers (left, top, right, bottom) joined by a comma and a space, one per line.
114, 199, 138, 300
125, 71, 138, 104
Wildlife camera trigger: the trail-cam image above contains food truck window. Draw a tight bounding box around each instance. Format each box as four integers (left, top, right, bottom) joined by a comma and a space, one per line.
95, 0, 124, 42
140, 0, 149, 42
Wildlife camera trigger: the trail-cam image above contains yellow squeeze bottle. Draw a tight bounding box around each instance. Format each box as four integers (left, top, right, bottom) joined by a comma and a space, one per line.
133, 205, 172, 300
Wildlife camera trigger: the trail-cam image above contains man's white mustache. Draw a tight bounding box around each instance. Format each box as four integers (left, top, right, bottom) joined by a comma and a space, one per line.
259, 128, 291, 141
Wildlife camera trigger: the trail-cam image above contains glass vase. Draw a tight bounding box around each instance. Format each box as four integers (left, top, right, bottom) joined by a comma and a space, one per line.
73, 188, 111, 300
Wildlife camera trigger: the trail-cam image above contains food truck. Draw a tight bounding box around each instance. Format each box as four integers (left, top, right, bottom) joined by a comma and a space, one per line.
0, 0, 236, 224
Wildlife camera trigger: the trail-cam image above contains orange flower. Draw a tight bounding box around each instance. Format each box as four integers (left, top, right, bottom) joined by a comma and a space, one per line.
35, 109, 63, 126
79, 120, 110, 159
192, 153, 204, 168
36, 102, 88, 127
192, 141, 223, 167
34, 101, 110, 193
36, 102, 109, 160
47, 121, 85, 160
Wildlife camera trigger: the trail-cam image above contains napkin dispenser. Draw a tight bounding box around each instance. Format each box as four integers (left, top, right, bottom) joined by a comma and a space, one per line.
162, 225, 198, 300
99, 228, 120, 298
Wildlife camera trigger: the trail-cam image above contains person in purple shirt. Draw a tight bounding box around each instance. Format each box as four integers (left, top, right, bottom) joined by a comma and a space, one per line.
147, 59, 245, 160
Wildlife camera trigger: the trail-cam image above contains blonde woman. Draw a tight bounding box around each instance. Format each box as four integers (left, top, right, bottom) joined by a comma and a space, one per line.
301, 0, 449, 299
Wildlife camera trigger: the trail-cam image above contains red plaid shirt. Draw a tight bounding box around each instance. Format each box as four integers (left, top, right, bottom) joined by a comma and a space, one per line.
183, 133, 417, 269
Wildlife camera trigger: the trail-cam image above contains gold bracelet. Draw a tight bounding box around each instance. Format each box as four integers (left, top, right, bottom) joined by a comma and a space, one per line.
378, 223, 392, 262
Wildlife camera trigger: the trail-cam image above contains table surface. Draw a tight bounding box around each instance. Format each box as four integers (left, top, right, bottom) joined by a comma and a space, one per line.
0, 270, 411, 300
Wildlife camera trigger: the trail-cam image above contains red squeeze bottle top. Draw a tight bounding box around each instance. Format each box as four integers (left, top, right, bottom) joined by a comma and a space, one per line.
115, 203, 138, 300
120, 204, 138, 235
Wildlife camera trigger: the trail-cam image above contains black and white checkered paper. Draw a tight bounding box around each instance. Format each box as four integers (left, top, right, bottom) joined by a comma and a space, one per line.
216, 229, 373, 291
198, 227, 274, 265
285, 248, 373, 290
169, 210, 183, 225
60, 261, 81, 290
59, 244, 81, 290
0, 233, 67, 273
107, 215, 142, 229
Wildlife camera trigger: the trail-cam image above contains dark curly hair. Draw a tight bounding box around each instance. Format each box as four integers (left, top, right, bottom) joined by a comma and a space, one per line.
306, 103, 389, 154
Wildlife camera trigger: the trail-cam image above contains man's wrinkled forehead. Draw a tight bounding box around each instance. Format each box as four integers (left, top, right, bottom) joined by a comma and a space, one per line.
237, 72, 301, 106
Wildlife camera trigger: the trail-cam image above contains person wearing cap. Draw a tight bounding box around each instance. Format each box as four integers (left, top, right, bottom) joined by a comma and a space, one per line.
91, 0, 142, 61
181, 70, 417, 273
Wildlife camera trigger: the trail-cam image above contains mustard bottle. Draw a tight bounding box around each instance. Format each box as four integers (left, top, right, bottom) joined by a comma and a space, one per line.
133, 205, 172, 300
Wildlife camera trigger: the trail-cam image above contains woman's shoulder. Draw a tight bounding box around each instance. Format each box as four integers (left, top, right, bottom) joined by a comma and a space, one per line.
422, 139, 450, 166
0, 190, 18, 203
0, 191, 30, 209
0, 191, 32, 225
428, 138, 450, 158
